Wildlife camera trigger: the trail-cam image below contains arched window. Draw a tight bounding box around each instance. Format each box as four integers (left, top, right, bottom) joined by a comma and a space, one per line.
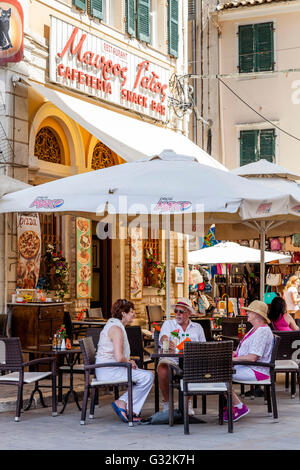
34, 127, 63, 164
91, 142, 118, 170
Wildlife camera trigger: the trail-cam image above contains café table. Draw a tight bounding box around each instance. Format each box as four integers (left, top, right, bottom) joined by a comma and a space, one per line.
150, 347, 205, 424
22, 344, 83, 414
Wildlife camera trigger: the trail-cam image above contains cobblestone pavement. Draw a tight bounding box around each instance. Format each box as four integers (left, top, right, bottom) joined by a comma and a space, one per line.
0, 373, 300, 450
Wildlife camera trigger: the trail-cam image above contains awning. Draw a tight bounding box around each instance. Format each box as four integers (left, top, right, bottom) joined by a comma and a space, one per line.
28, 80, 225, 169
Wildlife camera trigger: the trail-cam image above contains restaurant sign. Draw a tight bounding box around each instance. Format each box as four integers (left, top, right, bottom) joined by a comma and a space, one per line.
50, 17, 169, 121
0, 0, 23, 66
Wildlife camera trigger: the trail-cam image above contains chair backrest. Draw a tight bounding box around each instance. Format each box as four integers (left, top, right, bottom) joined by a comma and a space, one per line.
272, 330, 300, 360
63, 311, 73, 341
221, 317, 252, 337
271, 335, 281, 364
125, 326, 143, 361
0, 314, 8, 337
79, 336, 96, 366
85, 327, 102, 349
183, 340, 233, 383
146, 305, 163, 329
191, 319, 212, 341
0, 337, 23, 370
87, 308, 103, 319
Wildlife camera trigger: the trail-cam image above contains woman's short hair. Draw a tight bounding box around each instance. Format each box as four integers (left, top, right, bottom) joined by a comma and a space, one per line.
268, 296, 287, 323
111, 299, 134, 320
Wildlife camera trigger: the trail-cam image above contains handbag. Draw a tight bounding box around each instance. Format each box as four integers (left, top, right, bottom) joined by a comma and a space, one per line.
270, 238, 282, 251
198, 295, 206, 314
264, 286, 278, 305
197, 282, 205, 291
266, 272, 282, 286
200, 294, 210, 310
292, 234, 300, 248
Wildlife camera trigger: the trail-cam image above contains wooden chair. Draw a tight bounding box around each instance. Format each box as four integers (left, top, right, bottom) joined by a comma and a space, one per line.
0, 337, 57, 421
168, 340, 234, 434
233, 335, 281, 421
79, 337, 134, 426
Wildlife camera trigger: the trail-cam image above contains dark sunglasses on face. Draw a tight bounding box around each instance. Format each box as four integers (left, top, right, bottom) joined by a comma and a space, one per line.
174, 308, 186, 314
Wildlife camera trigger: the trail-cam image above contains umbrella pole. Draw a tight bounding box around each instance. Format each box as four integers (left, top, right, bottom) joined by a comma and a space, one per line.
226, 263, 229, 316
259, 221, 266, 302
166, 216, 171, 320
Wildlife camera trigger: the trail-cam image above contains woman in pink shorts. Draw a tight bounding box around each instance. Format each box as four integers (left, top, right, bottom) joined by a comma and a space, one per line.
224, 300, 274, 423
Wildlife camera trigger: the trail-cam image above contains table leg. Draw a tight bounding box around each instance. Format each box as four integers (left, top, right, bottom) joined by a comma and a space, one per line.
60, 352, 82, 414
155, 358, 159, 412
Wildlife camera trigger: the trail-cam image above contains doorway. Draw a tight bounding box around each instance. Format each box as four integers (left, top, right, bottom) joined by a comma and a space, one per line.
91, 222, 112, 318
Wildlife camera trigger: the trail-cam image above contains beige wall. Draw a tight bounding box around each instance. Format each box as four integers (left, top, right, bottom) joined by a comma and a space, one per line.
217, 3, 300, 173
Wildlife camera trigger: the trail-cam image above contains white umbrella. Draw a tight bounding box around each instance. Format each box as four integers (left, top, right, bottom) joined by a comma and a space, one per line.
0, 175, 30, 197
0, 152, 297, 315
188, 241, 291, 265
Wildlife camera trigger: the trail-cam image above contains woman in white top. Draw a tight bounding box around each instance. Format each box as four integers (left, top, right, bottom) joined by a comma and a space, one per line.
283, 275, 300, 318
96, 299, 153, 423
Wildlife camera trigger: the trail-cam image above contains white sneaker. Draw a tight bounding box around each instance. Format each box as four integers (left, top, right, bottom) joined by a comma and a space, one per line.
162, 401, 169, 412
188, 400, 195, 416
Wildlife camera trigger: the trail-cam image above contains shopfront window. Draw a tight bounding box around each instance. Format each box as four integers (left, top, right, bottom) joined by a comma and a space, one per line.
34, 127, 64, 164
143, 229, 160, 287
91, 141, 119, 169
39, 214, 63, 277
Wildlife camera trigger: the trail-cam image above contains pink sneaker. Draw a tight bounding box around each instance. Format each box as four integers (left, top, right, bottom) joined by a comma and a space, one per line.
223, 404, 249, 422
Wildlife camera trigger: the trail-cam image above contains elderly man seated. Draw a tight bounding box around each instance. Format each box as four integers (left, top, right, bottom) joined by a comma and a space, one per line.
158, 297, 206, 415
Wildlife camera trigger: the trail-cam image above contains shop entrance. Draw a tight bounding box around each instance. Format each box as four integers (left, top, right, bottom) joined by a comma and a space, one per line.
91, 222, 112, 318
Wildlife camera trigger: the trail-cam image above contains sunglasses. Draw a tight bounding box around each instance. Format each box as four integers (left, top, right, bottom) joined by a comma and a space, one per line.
174, 308, 186, 314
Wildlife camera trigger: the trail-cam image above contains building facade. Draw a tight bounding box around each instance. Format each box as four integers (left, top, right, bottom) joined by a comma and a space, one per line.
0, 0, 190, 325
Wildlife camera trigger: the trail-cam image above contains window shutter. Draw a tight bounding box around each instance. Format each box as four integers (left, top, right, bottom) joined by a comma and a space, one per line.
259, 129, 275, 162
168, 0, 179, 58
73, 0, 87, 11
254, 22, 274, 72
137, 0, 150, 43
238, 25, 254, 73
126, 0, 136, 37
90, 0, 103, 20
240, 130, 258, 166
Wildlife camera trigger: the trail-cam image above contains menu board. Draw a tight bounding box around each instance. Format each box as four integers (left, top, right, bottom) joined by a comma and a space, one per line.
16, 213, 41, 289
130, 227, 143, 300
76, 217, 92, 299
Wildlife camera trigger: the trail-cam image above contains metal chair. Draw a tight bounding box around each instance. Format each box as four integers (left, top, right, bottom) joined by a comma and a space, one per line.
233, 335, 281, 421
0, 313, 8, 337
168, 340, 234, 434
79, 336, 134, 426
125, 326, 154, 369
85, 327, 103, 348
272, 330, 300, 399
0, 337, 57, 421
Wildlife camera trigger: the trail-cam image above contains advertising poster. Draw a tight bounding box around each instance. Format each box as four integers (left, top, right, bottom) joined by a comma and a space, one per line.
76, 217, 92, 299
16, 213, 41, 289
130, 227, 143, 300
0, 0, 24, 66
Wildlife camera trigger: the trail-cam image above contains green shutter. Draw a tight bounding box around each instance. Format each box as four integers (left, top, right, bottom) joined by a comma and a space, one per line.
73, 0, 86, 11
259, 129, 275, 162
238, 25, 254, 73
137, 0, 150, 43
168, 0, 179, 58
254, 22, 274, 72
240, 130, 259, 166
126, 0, 136, 37
90, 0, 103, 20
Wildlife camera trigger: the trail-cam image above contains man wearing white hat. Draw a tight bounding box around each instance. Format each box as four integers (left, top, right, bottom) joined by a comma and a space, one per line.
158, 297, 206, 415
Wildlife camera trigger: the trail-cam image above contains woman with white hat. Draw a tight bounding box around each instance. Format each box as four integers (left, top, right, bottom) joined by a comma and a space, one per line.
223, 300, 274, 423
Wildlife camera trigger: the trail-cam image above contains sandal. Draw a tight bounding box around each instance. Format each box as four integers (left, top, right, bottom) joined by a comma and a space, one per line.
111, 402, 129, 423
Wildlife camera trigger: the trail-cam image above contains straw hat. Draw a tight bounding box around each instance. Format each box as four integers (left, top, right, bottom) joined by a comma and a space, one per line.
174, 297, 195, 315
244, 300, 270, 324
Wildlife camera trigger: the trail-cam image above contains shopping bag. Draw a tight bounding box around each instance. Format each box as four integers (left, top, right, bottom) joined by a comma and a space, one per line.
266, 272, 282, 286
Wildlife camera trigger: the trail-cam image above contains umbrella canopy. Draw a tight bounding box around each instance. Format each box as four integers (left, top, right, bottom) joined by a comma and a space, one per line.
188, 242, 291, 265
0, 175, 30, 197
231, 159, 300, 181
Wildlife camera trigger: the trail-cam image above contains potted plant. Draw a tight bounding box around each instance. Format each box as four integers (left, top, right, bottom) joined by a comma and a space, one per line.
145, 249, 166, 294
43, 244, 70, 301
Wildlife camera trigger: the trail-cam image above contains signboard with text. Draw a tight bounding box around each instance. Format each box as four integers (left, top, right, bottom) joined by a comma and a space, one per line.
49, 17, 170, 121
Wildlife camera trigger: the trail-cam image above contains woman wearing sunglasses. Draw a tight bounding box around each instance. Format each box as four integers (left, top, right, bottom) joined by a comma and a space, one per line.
158, 297, 206, 416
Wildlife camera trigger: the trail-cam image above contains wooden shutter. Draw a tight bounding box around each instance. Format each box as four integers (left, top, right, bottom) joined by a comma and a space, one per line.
137, 0, 150, 43
238, 25, 254, 73
126, 0, 136, 37
259, 129, 275, 162
240, 130, 258, 166
90, 0, 103, 20
255, 22, 274, 72
168, 0, 179, 58
73, 0, 87, 11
